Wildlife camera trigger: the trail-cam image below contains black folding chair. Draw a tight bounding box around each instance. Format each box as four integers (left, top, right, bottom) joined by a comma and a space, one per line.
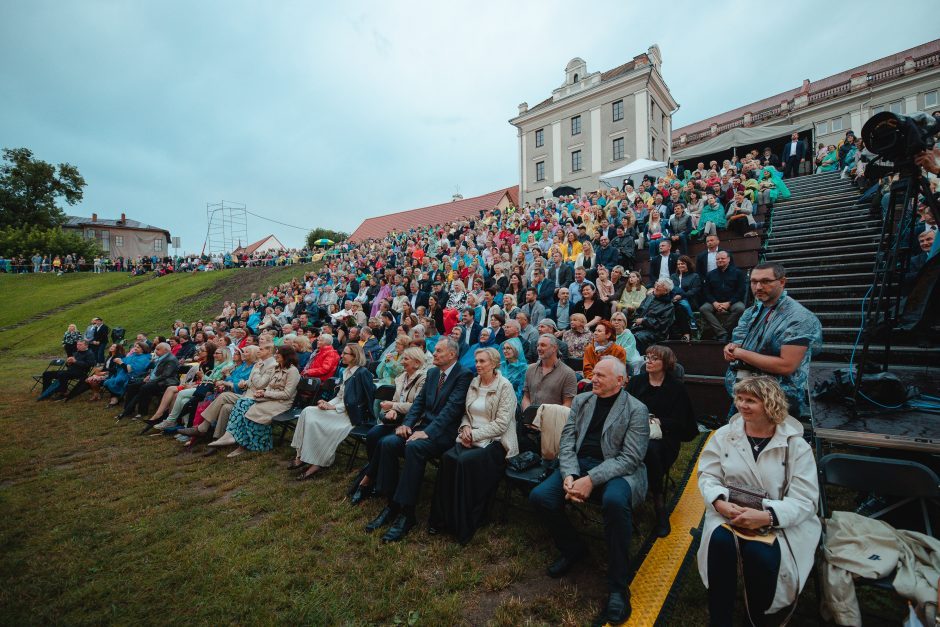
32, 358, 65, 392
342, 385, 395, 471
563, 357, 583, 373
273, 393, 318, 446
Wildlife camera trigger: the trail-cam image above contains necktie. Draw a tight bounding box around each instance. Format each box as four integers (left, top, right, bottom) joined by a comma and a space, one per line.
438, 370, 446, 392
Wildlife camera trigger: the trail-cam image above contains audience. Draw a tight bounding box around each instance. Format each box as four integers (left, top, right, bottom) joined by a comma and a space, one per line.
699, 252, 746, 342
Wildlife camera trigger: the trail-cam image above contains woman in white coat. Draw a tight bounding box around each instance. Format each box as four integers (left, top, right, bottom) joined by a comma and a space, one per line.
697, 376, 820, 626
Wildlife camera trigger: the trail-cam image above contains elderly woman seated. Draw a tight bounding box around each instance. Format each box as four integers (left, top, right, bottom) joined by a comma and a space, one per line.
631, 279, 676, 354
351, 346, 428, 505
103, 341, 152, 407
428, 346, 518, 544
697, 376, 820, 627
289, 343, 376, 480
150, 345, 234, 430
208, 345, 300, 457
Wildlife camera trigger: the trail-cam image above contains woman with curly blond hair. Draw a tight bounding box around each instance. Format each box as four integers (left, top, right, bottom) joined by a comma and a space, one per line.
697, 376, 820, 627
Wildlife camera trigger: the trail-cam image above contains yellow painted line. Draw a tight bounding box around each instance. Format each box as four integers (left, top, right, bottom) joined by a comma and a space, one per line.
618, 434, 711, 627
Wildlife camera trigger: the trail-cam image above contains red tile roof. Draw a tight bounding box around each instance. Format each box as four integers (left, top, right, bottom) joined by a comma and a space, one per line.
233, 234, 283, 255
349, 186, 519, 242
673, 39, 940, 137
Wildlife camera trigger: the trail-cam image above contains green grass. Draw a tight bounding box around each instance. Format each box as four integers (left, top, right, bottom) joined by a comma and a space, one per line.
0, 272, 144, 328
0, 265, 311, 357
0, 355, 699, 626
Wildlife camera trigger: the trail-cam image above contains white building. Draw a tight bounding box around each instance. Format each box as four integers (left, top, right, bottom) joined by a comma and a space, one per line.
509, 46, 678, 205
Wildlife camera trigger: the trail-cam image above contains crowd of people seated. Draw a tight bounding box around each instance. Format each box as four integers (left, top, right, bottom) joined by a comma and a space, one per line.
1, 247, 323, 275
39, 149, 910, 625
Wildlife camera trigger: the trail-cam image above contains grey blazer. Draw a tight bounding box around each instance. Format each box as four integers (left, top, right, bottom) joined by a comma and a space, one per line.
559, 389, 650, 507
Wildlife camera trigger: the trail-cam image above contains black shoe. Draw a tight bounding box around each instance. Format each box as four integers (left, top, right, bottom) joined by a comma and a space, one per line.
655, 512, 671, 538
137, 418, 160, 436
365, 506, 397, 532
350, 485, 373, 506
547, 553, 582, 578
427, 523, 440, 536
381, 514, 416, 543
603, 591, 631, 625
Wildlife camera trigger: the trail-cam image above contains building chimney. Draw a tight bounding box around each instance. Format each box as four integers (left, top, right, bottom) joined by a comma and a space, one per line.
120, 212, 126, 223
91, 213, 97, 222
800, 79, 810, 94
518, 102, 528, 115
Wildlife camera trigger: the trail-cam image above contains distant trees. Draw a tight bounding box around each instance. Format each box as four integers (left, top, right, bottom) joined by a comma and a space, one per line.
0, 147, 86, 229
306, 228, 349, 248
0, 148, 100, 259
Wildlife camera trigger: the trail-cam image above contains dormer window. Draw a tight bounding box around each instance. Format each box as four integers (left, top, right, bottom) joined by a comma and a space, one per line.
572, 73, 579, 83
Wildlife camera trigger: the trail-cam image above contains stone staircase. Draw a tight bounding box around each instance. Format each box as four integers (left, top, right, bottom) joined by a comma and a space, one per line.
762, 171, 937, 365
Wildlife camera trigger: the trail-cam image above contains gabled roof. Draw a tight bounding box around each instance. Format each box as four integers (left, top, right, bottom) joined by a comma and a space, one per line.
349, 186, 519, 242
673, 38, 940, 137
521, 59, 642, 117
233, 234, 285, 256
65, 215, 170, 240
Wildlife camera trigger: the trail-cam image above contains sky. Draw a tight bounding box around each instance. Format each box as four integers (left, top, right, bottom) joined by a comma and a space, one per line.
1, 0, 936, 252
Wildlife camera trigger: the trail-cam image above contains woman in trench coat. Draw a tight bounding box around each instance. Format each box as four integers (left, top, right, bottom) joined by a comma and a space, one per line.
697, 375, 820, 626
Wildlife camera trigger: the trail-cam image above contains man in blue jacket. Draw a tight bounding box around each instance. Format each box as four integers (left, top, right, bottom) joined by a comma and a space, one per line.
366, 337, 473, 542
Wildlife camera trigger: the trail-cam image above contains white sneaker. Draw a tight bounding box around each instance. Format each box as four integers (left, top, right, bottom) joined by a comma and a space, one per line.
154, 418, 177, 430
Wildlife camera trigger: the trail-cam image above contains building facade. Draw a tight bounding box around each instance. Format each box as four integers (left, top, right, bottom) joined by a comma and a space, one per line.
64, 213, 171, 259
672, 39, 940, 160
510, 45, 678, 205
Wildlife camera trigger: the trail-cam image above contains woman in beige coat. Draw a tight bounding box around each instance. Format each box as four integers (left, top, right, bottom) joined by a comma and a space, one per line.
697, 376, 820, 626
429, 346, 518, 544
212, 346, 300, 458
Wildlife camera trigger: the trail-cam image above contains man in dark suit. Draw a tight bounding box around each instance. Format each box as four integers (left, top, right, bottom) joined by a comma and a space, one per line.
530, 268, 556, 308
90, 316, 110, 363
407, 280, 429, 310
530, 357, 649, 625
117, 341, 180, 420
546, 251, 574, 293
39, 339, 96, 400
594, 235, 619, 270
647, 240, 678, 287
781, 132, 806, 178
670, 159, 685, 178
695, 234, 734, 279
366, 338, 473, 542
761, 146, 781, 170
457, 308, 481, 347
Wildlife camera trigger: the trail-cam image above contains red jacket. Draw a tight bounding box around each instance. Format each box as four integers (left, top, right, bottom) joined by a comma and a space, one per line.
302, 345, 339, 381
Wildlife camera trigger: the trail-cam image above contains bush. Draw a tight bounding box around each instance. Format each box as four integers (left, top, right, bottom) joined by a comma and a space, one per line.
0, 225, 104, 259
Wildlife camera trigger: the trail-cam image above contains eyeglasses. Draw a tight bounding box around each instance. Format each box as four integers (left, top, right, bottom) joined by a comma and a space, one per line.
749, 278, 780, 286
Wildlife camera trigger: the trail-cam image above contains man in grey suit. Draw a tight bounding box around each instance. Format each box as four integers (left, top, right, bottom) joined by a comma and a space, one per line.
529, 356, 649, 625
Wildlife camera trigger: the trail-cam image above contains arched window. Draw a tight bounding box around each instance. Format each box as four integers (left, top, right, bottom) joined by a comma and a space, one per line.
572, 73, 579, 83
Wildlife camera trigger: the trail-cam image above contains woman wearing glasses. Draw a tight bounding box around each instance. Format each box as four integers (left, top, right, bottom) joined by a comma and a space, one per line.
290, 343, 376, 480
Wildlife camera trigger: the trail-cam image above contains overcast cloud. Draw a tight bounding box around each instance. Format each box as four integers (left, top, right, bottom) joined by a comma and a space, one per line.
1, 0, 935, 251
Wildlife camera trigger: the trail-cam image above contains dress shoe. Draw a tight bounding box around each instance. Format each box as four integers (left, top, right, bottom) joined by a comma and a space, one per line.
177, 427, 198, 437
427, 524, 440, 536
350, 485, 373, 506
381, 515, 416, 543
602, 591, 631, 625
207, 432, 236, 447
547, 553, 582, 578
654, 511, 671, 538
365, 506, 397, 532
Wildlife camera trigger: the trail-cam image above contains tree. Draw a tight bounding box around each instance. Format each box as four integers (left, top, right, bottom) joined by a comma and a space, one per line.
0, 147, 86, 229
306, 227, 349, 249
0, 225, 103, 260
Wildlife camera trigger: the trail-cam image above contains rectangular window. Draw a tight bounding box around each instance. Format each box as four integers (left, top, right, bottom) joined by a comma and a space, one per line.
571, 150, 582, 172
612, 137, 625, 161
830, 117, 843, 132
612, 99, 623, 122
114, 235, 123, 247
889, 100, 904, 115
85, 229, 95, 239
871, 105, 885, 115
154, 238, 163, 252
535, 161, 545, 182
535, 128, 544, 148
926, 90, 938, 108
815, 121, 828, 135
571, 115, 581, 136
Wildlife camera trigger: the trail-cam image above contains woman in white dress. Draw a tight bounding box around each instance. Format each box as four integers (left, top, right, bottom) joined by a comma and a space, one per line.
289, 343, 376, 480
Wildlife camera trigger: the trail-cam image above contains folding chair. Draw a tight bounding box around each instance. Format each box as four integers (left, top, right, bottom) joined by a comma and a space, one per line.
343, 384, 396, 471
814, 453, 940, 614
273, 393, 318, 446
32, 358, 66, 392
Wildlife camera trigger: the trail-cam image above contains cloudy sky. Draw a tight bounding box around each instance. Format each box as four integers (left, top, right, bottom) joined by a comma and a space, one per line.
1, 0, 935, 251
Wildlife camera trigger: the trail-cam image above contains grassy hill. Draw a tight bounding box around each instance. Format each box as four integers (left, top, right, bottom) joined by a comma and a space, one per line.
0, 265, 313, 357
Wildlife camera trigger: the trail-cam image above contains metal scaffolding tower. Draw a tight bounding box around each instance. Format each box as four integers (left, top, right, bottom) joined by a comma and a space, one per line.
204, 201, 248, 254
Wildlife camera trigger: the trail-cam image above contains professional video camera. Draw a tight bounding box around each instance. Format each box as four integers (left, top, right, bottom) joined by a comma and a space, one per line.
862, 111, 940, 173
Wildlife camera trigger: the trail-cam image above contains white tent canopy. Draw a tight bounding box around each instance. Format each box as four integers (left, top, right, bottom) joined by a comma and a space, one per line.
599, 158, 668, 188
671, 122, 814, 161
